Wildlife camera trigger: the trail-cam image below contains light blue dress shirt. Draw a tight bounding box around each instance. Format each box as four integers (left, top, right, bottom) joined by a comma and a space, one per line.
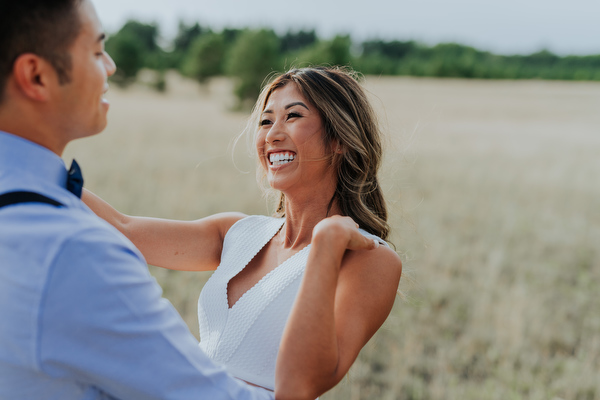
0, 131, 274, 400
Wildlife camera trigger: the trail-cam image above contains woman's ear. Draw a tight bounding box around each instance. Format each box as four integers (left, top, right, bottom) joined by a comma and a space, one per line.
11, 54, 55, 102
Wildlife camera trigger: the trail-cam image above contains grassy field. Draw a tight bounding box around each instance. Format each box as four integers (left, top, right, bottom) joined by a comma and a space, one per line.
64, 73, 600, 399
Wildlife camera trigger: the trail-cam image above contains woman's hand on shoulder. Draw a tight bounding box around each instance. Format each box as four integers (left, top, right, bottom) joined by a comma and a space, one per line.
312, 215, 380, 255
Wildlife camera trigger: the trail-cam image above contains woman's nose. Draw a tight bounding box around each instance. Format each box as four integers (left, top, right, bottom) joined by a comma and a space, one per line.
265, 120, 285, 143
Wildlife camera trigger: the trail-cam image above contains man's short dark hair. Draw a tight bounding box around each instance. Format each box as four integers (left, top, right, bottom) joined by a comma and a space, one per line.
0, 0, 83, 102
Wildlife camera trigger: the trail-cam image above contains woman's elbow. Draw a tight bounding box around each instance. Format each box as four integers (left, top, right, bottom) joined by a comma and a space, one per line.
275, 372, 323, 400
275, 384, 320, 400
275, 374, 334, 400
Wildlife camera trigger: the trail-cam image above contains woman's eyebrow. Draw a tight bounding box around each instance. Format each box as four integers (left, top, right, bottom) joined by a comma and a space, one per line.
285, 102, 309, 110
262, 101, 309, 115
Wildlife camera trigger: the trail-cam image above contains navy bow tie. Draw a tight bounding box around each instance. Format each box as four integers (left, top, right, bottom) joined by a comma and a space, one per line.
66, 159, 84, 198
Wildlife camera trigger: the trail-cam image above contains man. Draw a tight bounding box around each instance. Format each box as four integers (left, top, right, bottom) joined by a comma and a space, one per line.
0, 1, 273, 399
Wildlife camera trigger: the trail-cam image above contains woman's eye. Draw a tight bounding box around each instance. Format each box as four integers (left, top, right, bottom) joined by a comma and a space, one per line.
260, 119, 272, 126
287, 112, 301, 120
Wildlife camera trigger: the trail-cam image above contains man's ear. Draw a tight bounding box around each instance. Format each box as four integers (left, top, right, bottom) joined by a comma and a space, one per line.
11, 54, 56, 102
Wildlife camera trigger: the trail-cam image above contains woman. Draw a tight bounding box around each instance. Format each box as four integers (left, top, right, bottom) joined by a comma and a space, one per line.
83, 66, 402, 399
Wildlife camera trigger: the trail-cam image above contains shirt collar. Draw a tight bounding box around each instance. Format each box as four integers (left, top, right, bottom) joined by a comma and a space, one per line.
0, 130, 69, 191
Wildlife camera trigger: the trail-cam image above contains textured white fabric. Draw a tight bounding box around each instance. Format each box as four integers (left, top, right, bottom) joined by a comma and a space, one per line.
197, 215, 389, 391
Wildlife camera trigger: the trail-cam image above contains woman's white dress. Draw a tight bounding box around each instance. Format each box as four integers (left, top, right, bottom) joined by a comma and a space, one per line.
197, 215, 387, 391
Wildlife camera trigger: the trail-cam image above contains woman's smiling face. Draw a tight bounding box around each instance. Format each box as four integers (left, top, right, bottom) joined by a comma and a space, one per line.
256, 83, 336, 195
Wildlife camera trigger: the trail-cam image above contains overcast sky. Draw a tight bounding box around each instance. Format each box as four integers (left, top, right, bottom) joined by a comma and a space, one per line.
92, 0, 599, 56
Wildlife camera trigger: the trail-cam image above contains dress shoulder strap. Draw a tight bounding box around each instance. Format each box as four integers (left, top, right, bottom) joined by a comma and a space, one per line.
358, 228, 390, 248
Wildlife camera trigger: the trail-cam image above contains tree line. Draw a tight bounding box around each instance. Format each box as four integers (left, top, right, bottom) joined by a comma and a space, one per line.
106, 20, 600, 103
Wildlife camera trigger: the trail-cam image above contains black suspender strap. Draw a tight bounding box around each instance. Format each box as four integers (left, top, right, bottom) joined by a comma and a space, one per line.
0, 191, 64, 209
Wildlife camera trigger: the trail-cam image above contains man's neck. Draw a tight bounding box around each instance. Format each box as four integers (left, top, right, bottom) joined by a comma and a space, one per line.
0, 106, 66, 156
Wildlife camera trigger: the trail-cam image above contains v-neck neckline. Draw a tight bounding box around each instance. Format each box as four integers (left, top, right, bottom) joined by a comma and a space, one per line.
226, 218, 311, 310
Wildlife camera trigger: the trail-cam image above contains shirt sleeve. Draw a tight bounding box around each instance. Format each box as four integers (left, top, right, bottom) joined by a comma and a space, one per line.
37, 226, 273, 400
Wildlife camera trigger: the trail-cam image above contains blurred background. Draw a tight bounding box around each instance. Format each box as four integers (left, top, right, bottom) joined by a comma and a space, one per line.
66, 1, 600, 398
93, 0, 600, 104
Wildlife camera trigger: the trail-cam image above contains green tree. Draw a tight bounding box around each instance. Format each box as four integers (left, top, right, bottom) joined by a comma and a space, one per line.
169, 22, 208, 71
293, 35, 352, 67
105, 19, 169, 87
280, 30, 317, 53
174, 22, 207, 52
105, 31, 145, 85
221, 28, 243, 45
355, 39, 417, 75
226, 29, 281, 104
117, 20, 160, 53
182, 33, 227, 83
361, 39, 416, 59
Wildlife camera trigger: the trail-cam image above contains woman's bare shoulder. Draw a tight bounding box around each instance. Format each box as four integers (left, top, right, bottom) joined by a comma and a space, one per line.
203, 212, 247, 239
343, 244, 402, 280
332, 243, 402, 375
338, 244, 402, 312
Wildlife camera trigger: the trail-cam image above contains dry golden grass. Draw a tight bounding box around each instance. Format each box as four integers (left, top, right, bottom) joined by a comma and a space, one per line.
64, 72, 600, 400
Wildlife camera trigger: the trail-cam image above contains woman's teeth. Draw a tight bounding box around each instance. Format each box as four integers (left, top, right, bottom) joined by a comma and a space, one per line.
269, 152, 296, 166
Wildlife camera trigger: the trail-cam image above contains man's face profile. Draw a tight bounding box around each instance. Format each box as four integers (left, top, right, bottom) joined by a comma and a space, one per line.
54, 0, 116, 141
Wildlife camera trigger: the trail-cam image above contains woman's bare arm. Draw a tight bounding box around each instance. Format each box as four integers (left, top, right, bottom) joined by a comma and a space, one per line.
275, 216, 402, 400
82, 189, 245, 271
